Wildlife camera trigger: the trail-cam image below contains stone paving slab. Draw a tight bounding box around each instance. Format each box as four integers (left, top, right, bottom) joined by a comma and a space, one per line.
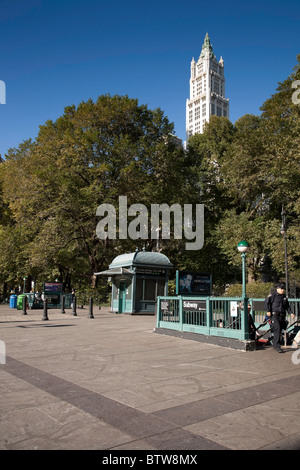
1, 304, 300, 451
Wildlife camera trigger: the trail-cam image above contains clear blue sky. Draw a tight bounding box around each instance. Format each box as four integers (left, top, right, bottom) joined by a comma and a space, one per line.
0, 0, 299, 157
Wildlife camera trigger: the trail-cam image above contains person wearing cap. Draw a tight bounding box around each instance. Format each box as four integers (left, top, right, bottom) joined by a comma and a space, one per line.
266, 283, 291, 353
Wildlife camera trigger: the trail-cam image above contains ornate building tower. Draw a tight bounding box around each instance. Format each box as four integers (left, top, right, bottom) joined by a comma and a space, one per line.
186, 33, 229, 140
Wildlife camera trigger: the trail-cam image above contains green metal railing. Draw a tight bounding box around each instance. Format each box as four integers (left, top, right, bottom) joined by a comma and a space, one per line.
156, 296, 300, 342
26, 292, 72, 309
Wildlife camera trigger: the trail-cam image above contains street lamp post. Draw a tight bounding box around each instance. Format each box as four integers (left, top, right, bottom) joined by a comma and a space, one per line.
280, 205, 289, 297
237, 240, 250, 340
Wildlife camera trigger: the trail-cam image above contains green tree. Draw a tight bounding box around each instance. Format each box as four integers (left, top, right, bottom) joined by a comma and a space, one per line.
258, 56, 300, 285
214, 57, 300, 287
260, 55, 300, 212
0, 95, 192, 290
187, 116, 235, 218
184, 117, 236, 286
221, 114, 268, 216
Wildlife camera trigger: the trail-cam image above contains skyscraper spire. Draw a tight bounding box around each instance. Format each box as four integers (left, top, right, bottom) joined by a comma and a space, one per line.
200, 32, 216, 60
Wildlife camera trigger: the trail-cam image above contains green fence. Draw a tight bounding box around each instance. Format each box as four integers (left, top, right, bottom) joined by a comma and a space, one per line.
156, 296, 300, 342
25, 293, 72, 309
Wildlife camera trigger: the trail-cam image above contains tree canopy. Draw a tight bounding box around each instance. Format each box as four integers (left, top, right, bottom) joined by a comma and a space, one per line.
0, 95, 191, 292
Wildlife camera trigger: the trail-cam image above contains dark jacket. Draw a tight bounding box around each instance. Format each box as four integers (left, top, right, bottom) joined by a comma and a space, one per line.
266, 291, 291, 316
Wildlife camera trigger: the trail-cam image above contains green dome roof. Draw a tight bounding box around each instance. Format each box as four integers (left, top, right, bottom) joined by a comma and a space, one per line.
109, 250, 173, 269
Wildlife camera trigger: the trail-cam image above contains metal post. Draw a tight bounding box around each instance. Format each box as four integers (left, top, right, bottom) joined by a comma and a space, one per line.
88, 297, 94, 318
281, 205, 289, 296
22, 295, 27, 315
284, 230, 289, 296
179, 296, 183, 331
72, 295, 77, 316
241, 253, 246, 298
61, 295, 65, 314
206, 297, 212, 329
42, 297, 49, 321
241, 252, 249, 340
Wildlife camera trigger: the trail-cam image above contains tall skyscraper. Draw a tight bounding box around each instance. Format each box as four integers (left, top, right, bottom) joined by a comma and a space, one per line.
186, 33, 229, 140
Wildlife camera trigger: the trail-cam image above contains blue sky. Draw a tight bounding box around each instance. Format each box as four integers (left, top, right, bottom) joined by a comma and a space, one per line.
0, 0, 299, 157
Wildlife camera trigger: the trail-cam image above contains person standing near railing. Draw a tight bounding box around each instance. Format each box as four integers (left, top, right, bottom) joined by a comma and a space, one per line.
266, 283, 292, 353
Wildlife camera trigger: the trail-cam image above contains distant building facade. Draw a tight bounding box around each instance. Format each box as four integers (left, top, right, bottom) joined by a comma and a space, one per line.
186, 33, 229, 140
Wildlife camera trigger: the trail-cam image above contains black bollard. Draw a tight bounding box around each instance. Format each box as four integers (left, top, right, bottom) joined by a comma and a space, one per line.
72, 295, 77, 316
61, 295, 65, 314
42, 297, 49, 321
88, 297, 94, 318
22, 295, 27, 315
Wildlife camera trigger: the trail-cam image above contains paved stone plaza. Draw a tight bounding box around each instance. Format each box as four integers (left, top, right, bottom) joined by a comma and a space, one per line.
0, 304, 300, 450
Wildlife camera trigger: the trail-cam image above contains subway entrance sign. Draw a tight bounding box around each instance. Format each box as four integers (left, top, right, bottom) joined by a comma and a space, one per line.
43, 281, 63, 308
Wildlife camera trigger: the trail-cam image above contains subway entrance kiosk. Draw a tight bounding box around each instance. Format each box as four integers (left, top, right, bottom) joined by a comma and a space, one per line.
95, 250, 173, 314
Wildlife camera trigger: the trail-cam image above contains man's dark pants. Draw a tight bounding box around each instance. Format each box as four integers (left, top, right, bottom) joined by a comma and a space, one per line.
271, 314, 286, 350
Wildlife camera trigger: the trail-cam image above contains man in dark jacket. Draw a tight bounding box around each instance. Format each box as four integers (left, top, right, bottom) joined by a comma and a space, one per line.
266, 283, 291, 352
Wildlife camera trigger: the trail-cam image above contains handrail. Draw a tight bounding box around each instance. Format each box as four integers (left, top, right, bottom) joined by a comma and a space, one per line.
156, 296, 300, 342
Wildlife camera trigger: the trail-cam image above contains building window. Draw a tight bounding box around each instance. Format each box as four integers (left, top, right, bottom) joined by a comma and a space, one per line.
197, 81, 202, 95
214, 79, 219, 94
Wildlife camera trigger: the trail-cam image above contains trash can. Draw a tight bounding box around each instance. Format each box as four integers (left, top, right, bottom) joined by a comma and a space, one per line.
17, 294, 27, 310
9, 295, 17, 308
